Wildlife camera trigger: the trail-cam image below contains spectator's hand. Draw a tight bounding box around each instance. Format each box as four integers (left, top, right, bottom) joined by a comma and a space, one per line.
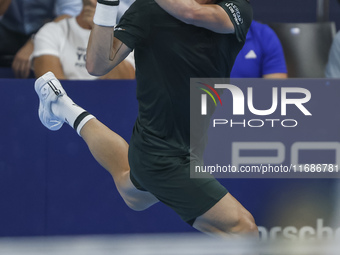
12, 39, 33, 78
82, 0, 96, 29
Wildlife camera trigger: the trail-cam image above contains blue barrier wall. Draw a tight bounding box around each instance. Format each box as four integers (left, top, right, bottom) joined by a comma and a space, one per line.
0, 79, 196, 236
0, 79, 337, 237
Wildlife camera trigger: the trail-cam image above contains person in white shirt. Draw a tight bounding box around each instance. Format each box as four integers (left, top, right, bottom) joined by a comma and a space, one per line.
32, 0, 135, 80
0, 0, 82, 78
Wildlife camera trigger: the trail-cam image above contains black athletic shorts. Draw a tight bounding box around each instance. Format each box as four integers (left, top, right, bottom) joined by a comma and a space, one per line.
128, 142, 228, 225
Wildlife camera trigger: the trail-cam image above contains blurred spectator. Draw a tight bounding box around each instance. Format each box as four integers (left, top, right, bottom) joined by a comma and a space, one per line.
325, 0, 340, 79
325, 31, 340, 78
32, 0, 135, 80
231, 20, 287, 78
0, 0, 82, 78
325, 0, 340, 78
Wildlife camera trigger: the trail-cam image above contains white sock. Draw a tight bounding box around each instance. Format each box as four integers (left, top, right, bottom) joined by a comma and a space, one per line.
51, 95, 95, 136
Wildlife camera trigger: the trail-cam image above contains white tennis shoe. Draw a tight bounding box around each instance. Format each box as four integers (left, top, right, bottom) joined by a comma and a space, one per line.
34, 71, 65, 131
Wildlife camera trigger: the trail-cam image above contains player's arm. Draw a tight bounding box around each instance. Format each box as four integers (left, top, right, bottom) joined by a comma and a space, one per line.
86, 1, 132, 76
100, 60, 135, 79
86, 24, 131, 76
154, 0, 234, 34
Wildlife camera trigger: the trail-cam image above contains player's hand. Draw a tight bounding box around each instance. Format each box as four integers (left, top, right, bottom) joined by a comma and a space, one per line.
98, 0, 120, 6
12, 39, 34, 79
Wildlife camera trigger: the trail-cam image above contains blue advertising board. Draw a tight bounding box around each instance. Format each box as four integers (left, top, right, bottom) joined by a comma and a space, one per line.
0, 79, 338, 239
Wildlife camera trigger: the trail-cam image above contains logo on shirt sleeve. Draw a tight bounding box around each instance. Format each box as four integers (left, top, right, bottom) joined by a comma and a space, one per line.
225, 3, 244, 26
114, 27, 126, 31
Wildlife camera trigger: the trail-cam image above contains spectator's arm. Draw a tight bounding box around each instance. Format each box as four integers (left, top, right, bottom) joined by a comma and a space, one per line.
11, 12, 70, 79
33, 55, 66, 79
11, 38, 35, 78
0, 0, 11, 15
263, 73, 287, 79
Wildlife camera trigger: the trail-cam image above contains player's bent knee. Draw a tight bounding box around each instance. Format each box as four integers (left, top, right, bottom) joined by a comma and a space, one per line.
231, 210, 258, 236
116, 183, 159, 211
242, 213, 258, 234
123, 200, 144, 211
114, 170, 159, 211
116, 188, 151, 211
123, 198, 151, 211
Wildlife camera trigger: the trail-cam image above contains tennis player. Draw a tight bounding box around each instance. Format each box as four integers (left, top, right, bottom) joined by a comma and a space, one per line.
35, 0, 258, 236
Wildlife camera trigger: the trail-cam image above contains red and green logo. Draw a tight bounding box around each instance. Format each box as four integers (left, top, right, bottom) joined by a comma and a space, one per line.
198, 82, 222, 115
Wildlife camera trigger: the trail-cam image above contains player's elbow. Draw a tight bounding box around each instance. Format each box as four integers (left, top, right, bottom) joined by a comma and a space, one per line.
179, 8, 212, 28
179, 8, 199, 24
166, 3, 199, 25
86, 61, 98, 76
86, 59, 107, 77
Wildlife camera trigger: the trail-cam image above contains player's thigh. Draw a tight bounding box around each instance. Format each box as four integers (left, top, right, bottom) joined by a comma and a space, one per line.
193, 193, 257, 235
128, 143, 228, 224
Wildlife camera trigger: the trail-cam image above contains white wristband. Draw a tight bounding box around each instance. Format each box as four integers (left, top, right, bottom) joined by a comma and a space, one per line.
93, 2, 118, 27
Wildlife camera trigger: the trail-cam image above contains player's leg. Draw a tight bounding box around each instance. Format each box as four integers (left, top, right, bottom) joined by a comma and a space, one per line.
34, 71, 158, 211
79, 118, 159, 210
128, 149, 257, 237
193, 193, 258, 237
